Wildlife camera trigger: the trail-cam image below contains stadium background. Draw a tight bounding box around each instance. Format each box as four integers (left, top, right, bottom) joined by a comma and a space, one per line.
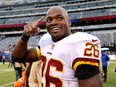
0, 0, 116, 60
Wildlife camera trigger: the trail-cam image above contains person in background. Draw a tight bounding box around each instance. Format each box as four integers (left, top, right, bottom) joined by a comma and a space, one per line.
1, 51, 6, 64
101, 50, 110, 82
5, 50, 11, 61
13, 46, 33, 87
0, 51, 2, 61
12, 6, 103, 87
8, 44, 16, 67
13, 63, 31, 87
13, 61, 23, 81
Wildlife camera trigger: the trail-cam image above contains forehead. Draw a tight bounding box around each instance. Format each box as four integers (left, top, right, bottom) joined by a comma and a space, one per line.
46, 8, 66, 18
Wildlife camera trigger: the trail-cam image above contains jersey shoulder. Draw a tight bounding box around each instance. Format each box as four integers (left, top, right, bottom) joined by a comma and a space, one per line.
63, 32, 100, 43
38, 33, 53, 48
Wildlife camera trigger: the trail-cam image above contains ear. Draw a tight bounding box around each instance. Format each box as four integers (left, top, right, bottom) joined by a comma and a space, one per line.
69, 19, 71, 26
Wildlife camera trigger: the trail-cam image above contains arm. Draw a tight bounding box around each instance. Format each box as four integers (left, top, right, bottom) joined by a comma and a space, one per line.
78, 73, 103, 87
12, 17, 44, 63
75, 64, 103, 87
12, 42, 39, 62
29, 61, 42, 87
73, 36, 103, 87
106, 55, 110, 61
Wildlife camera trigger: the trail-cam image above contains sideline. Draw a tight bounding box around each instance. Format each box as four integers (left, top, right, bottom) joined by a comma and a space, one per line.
0, 82, 14, 87
0, 69, 14, 74
109, 61, 116, 63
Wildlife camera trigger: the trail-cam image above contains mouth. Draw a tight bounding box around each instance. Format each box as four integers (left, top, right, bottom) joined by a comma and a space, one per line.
51, 27, 60, 32
52, 27, 59, 30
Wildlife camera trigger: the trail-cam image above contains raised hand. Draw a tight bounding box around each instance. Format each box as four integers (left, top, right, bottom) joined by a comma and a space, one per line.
23, 16, 44, 37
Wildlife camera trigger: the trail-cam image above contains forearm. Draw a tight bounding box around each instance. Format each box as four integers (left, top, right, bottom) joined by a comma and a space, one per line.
12, 16, 43, 62
29, 63, 39, 87
29, 82, 39, 87
12, 37, 28, 61
29, 77, 39, 87
78, 73, 103, 87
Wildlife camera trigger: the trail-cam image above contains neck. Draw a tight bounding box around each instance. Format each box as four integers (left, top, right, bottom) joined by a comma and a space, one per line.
52, 32, 72, 42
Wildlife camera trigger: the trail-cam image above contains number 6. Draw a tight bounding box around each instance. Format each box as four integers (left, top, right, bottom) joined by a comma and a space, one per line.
84, 42, 100, 58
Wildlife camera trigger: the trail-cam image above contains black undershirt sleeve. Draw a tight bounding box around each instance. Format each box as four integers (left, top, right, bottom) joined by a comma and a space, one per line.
74, 64, 100, 80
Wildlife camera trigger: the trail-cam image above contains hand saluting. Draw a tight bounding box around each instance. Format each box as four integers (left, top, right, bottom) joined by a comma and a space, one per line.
23, 16, 44, 37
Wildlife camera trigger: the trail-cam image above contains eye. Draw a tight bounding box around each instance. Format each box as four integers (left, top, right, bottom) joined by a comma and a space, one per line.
57, 17, 63, 21
47, 18, 52, 23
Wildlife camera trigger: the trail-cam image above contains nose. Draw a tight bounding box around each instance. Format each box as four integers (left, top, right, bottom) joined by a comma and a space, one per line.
50, 19, 58, 25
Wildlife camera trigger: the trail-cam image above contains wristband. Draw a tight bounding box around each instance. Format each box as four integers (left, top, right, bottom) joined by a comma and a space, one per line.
21, 33, 30, 42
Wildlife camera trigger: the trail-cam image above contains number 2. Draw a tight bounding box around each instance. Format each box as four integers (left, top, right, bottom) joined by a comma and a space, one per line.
42, 56, 63, 87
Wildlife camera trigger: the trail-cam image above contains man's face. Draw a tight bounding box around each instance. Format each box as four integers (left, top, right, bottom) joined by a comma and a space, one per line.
46, 8, 71, 42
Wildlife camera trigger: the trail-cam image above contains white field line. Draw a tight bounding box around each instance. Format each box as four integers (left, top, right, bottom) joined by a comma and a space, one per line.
0, 63, 9, 65
0, 82, 14, 87
0, 69, 14, 74
109, 61, 116, 64
0, 68, 15, 87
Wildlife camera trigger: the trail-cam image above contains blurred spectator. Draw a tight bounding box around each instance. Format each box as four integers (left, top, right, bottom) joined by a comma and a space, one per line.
13, 61, 23, 81
8, 44, 15, 67
1, 51, 6, 64
101, 51, 110, 82
5, 50, 11, 61
13, 63, 32, 87
0, 51, 2, 61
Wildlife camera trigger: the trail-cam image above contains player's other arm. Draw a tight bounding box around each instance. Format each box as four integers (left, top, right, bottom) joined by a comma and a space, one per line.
29, 61, 40, 87
74, 37, 103, 87
74, 63, 103, 87
78, 73, 103, 87
12, 17, 44, 63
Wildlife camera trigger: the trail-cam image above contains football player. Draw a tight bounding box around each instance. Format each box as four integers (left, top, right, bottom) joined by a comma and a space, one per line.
12, 6, 103, 87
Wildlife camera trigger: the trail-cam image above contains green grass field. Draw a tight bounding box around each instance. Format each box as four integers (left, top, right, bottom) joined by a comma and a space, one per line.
0, 61, 116, 87
0, 62, 15, 87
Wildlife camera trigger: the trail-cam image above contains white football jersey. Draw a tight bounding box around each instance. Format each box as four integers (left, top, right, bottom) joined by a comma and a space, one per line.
39, 32, 101, 87
38, 33, 53, 48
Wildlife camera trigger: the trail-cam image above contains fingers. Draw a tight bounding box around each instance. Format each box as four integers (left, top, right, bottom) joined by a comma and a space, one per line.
34, 16, 44, 26
23, 16, 44, 37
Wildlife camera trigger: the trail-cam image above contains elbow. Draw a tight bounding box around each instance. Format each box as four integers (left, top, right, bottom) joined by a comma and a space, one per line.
11, 52, 26, 63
